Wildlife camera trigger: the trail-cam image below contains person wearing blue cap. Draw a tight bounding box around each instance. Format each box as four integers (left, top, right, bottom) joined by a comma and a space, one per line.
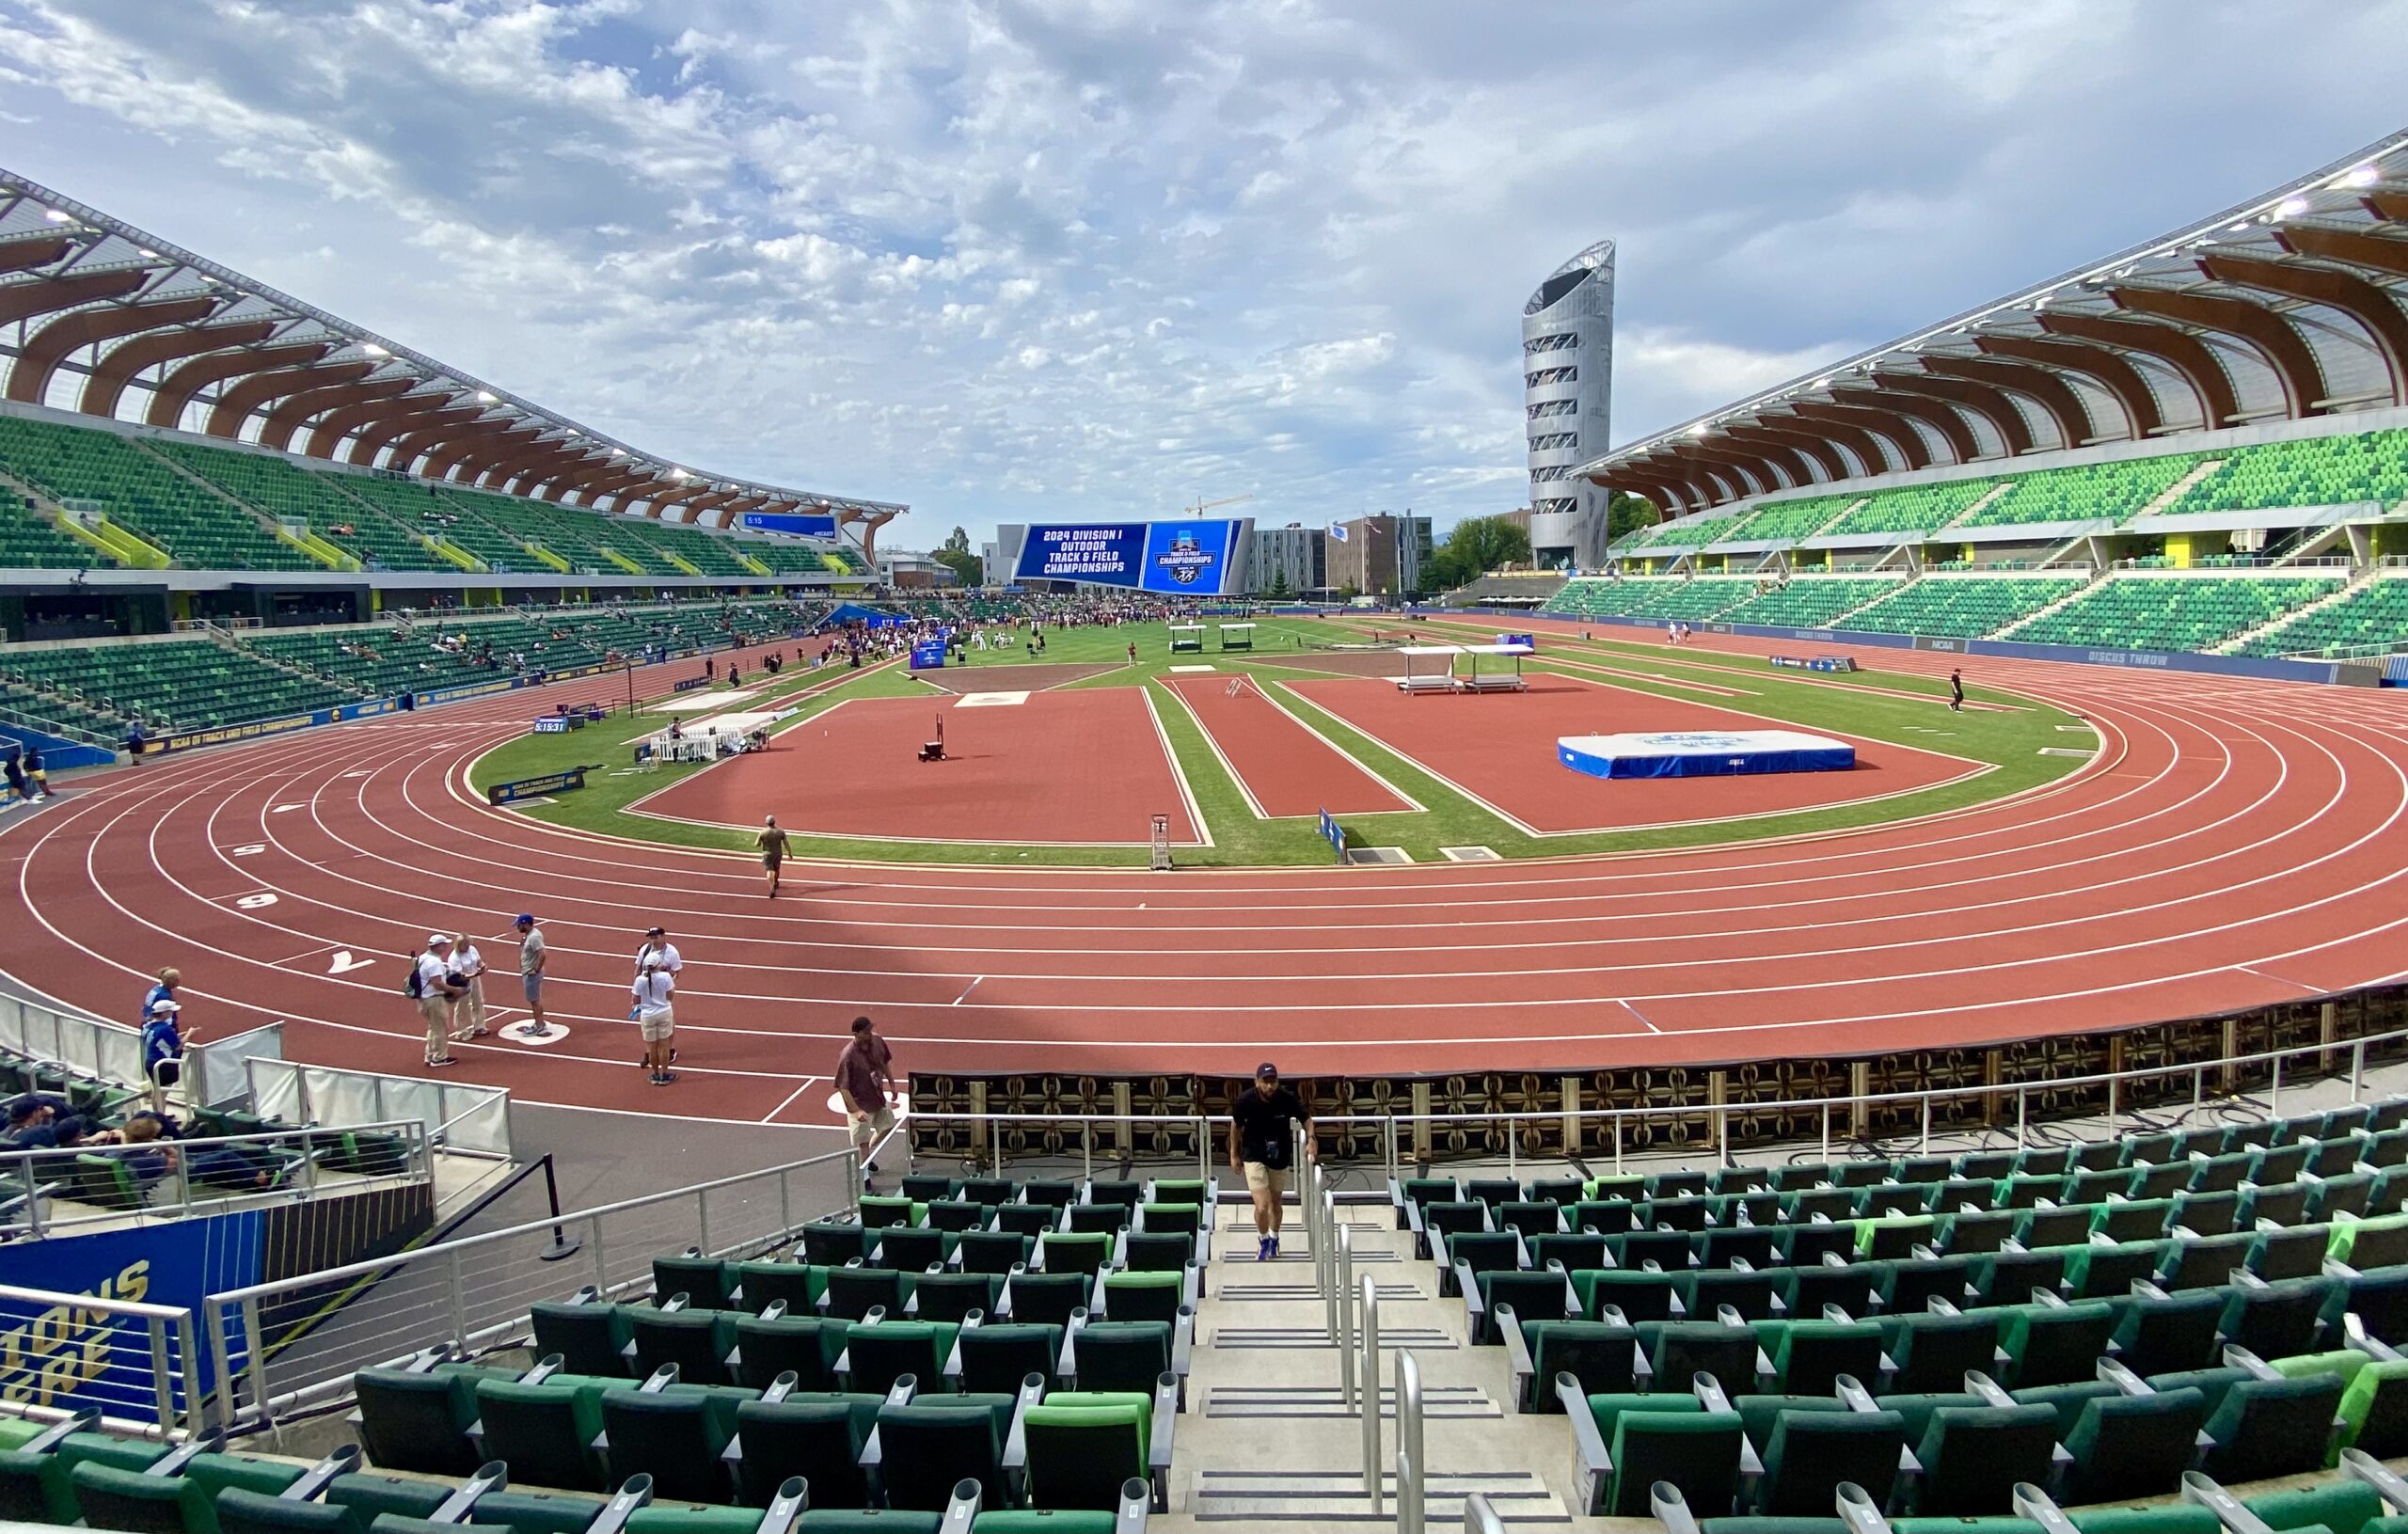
514, 915, 550, 1037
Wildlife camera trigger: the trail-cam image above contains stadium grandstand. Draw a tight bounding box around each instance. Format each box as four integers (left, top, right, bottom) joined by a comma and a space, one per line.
14, 60, 2408, 1534
1545, 129, 2408, 672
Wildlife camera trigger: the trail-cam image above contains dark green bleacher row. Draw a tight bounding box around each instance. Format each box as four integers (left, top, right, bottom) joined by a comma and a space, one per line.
0, 639, 356, 735
0, 1175, 1214, 1534
1392, 1098, 2408, 1523
0, 416, 316, 572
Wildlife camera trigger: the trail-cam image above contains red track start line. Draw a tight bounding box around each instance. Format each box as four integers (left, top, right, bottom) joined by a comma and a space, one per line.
630, 687, 1202, 846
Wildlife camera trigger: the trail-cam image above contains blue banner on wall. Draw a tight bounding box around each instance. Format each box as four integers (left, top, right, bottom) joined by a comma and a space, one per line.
737, 511, 840, 539
0, 1209, 262, 1417
1015, 520, 1242, 594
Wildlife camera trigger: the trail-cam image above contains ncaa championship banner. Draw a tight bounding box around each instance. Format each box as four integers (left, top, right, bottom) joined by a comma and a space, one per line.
1014, 519, 1244, 594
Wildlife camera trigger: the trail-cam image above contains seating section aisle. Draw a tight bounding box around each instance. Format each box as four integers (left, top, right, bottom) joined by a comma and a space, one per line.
1835, 576, 2087, 640
1398, 1096, 2408, 1523
1824, 479, 2000, 538
1715, 576, 1905, 628
1959, 454, 2207, 530
0, 416, 317, 572
146, 439, 452, 573
1623, 577, 1759, 622
1726, 495, 1859, 545
2007, 573, 2341, 653
1627, 513, 1749, 551
309, 471, 543, 575
1542, 577, 1682, 620
2235, 577, 2408, 658
2163, 432, 2408, 518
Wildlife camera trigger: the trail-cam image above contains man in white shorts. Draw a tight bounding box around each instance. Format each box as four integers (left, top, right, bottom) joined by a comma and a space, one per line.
631, 957, 677, 1086
514, 914, 550, 1036
631, 925, 682, 1065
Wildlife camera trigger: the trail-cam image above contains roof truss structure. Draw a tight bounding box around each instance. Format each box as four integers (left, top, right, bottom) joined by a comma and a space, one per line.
0, 169, 906, 539
1583, 129, 2408, 513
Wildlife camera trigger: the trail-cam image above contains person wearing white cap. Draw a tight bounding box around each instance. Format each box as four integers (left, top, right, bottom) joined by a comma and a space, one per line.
631, 957, 677, 1086
138, 995, 188, 1113
630, 925, 682, 1065
448, 930, 491, 1043
411, 935, 464, 1068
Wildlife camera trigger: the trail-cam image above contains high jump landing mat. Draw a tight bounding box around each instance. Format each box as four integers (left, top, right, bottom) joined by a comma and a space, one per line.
1558, 729, 1857, 780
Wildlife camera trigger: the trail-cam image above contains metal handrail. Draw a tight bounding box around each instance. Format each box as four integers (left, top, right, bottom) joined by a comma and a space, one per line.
1359, 1271, 1382, 1516
2, 1119, 432, 1238
0, 1283, 205, 1438
1397, 1349, 1426, 1534
1463, 1494, 1508, 1534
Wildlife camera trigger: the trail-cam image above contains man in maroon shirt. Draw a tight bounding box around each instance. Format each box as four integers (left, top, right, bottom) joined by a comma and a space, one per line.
836, 1016, 897, 1186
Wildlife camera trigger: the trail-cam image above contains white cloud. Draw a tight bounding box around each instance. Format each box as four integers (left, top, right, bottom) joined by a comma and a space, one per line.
0, 0, 2400, 546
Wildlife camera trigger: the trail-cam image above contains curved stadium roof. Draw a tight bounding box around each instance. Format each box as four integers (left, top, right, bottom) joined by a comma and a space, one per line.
1585, 128, 2408, 516
0, 169, 904, 532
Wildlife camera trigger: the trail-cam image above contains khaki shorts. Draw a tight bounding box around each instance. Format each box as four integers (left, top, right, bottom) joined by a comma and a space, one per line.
850, 1104, 896, 1149
1244, 1161, 1287, 1197
638, 1006, 675, 1043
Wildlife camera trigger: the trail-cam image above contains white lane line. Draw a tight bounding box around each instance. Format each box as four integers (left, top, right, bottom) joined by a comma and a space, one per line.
1617, 999, 1662, 1035
953, 975, 986, 1005
1143, 687, 1212, 847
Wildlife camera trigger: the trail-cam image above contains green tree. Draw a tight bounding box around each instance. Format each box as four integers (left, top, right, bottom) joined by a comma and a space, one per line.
1265, 569, 1292, 600
1427, 514, 1533, 591
931, 525, 982, 587
1606, 491, 1661, 545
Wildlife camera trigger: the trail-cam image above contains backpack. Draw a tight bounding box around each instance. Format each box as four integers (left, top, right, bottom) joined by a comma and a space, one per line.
403, 959, 425, 1000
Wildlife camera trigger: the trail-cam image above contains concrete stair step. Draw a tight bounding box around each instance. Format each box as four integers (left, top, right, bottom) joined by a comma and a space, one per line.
1205, 1383, 1500, 1419
1190, 1467, 1569, 1525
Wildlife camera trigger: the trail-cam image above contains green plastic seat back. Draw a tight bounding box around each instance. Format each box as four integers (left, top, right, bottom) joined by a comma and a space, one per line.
1022, 1393, 1149, 1512
1643, 1321, 1758, 1396
1006, 1273, 1086, 1328
1101, 1270, 1181, 1325
1608, 1410, 1742, 1518
1912, 1404, 2060, 1518
2340, 1357, 2408, 1459
2221, 1276, 2337, 1362
2201, 1373, 2347, 1484
877, 1228, 950, 1270
733, 1262, 827, 1315
824, 1267, 904, 1322
848, 1321, 958, 1396
1120, 1232, 1193, 1273
214, 1490, 363, 1534
2244, 1480, 2384, 1534
599, 1390, 731, 1503
2063, 1386, 2208, 1504
733, 1316, 847, 1392
2111, 1290, 2224, 1377
876, 1397, 1012, 1511
1892, 1311, 2000, 1396
69, 1461, 205, 1534
629, 1309, 737, 1386
350, 1368, 483, 1477
733, 1397, 873, 1510
913, 1273, 1002, 1325
1072, 1321, 1170, 1396
529, 1304, 629, 1380
323, 1474, 452, 1528
466, 1488, 609, 1534
959, 1323, 1062, 1396
473, 1381, 607, 1492
1138, 1202, 1199, 1237
1529, 1321, 1637, 1399
1760, 1409, 1904, 1516
652, 1256, 734, 1311
958, 1233, 1031, 1275
1483, 1270, 1570, 1328
1771, 1321, 1881, 1397
2003, 1301, 2115, 1389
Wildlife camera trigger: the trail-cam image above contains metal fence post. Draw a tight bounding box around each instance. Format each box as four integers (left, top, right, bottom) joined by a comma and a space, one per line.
175, 1311, 203, 1438
1337, 1219, 1355, 1407
238, 1297, 267, 1432
1360, 1273, 1382, 1516
2271, 1055, 2283, 1118
1397, 1349, 1425, 1534
695, 1188, 713, 1256
2354, 1039, 2368, 1102
446, 1250, 469, 1352
146, 1315, 175, 1436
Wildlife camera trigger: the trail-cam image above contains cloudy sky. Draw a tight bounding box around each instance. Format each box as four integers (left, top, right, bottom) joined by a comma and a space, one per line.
2, 1, 2402, 549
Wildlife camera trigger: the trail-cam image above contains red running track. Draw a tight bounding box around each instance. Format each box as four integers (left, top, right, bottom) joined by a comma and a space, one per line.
7, 624, 2408, 1130
1162, 676, 1413, 818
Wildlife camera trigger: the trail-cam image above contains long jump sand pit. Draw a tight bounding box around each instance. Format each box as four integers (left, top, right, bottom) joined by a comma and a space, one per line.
1286, 672, 1980, 835
634, 687, 1201, 846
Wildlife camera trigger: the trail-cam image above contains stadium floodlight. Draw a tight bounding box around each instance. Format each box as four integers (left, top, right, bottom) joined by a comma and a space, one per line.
476, 389, 497, 403
2336, 164, 2379, 188
2274, 197, 2310, 219
40, 208, 70, 222
360, 343, 388, 356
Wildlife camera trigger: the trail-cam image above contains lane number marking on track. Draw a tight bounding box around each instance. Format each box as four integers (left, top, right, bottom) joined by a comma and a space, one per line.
228, 844, 267, 857
272, 803, 304, 814
328, 951, 376, 974
232, 892, 278, 909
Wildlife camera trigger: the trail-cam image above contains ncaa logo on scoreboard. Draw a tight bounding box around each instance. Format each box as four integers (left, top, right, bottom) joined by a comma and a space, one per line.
1154, 529, 1216, 586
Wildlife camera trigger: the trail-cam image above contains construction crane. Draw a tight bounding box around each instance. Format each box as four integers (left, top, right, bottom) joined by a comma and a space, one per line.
1179, 493, 1252, 517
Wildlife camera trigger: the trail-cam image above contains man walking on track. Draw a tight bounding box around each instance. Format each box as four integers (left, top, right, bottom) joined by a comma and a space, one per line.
757, 815, 790, 897
1949, 669, 1965, 712
837, 1016, 896, 1187
632, 958, 677, 1085
411, 936, 464, 1068
631, 925, 682, 1062
514, 914, 551, 1036
1228, 1063, 1311, 1260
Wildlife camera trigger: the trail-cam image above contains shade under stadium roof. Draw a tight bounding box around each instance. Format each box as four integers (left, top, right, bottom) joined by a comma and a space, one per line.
1582, 128, 2408, 515
0, 168, 906, 539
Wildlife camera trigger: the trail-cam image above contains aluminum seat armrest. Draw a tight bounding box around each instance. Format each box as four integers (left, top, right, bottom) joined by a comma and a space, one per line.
2227, 1269, 2268, 1291
1148, 1372, 1179, 1510
1559, 1372, 1614, 1516
2325, 1257, 2364, 1280
2345, 1313, 2407, 1361
284, 1447, 363, 1502
762, 1370, 799, 1404
429, 1463, 507, 1523
150, 1432, 224, 1477
584, 1476, 656, 1534
2099, 1358, 2153, 1395
1835, 1375, 1879, 1414
752, 1478, 805, 1534
2014, 1484, 2084, 1534
2183, 1472, 2277, 1534
2030, 1288, 2068, 1309
1002, 1372, 1045, 1477
2222, 1345, 2281, 1381
1114, 1476, 1149, 1533
1965, 1370, 2015, 1407
1653, 1484, 1703, 1534
2342, 1447, 2408, 1511
1501, 1309, 1536, 1411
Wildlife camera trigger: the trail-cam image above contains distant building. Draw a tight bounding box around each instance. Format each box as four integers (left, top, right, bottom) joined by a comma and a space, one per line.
1523, 239, 1615, 568
1326, 513, 1434, 598
1247, 524, 1325, 595
879, 551, 953, 589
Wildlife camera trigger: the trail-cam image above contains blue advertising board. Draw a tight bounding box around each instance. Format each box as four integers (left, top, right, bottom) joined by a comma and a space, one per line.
910, 640, 947, 670
737, 511, 840, 539
0, 1210, 262, 1417
1015, 520, 1243, 594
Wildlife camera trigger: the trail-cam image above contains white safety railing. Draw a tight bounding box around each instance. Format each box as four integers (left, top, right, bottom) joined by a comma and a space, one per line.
198, 1140, 863, 1433
898, 1111, 1219, 1182
1396, 1349, 1427, 1534
1359, 1270, 1383, 1517
0, 995, 143, 1089
1463, 1493, 1508, 1533
247, 1056, 513, 1160
0, 1120, 432, 1240
0, 1283, 205, 1438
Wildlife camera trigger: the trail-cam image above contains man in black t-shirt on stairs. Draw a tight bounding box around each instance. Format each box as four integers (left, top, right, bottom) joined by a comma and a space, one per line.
1228, 1063, 1312, 1260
